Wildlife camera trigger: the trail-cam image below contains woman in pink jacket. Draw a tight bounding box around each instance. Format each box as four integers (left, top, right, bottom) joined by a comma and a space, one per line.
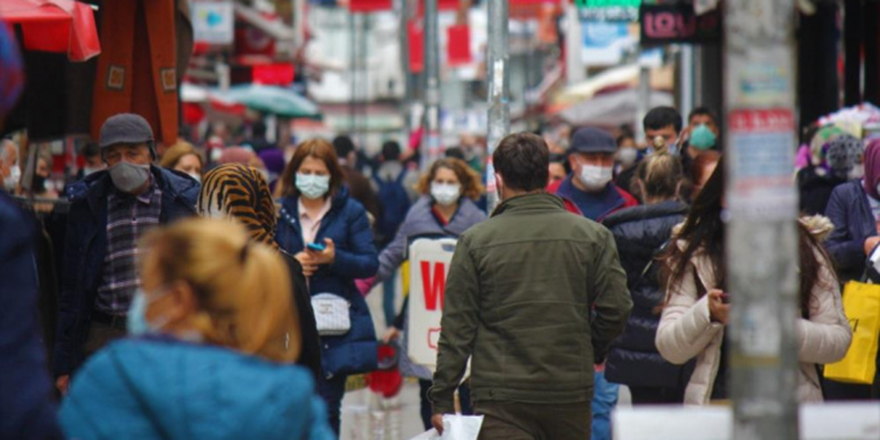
656, 160, 852, 404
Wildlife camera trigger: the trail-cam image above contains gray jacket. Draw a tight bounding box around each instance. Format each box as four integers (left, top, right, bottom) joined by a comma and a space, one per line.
375, 195, 486, 283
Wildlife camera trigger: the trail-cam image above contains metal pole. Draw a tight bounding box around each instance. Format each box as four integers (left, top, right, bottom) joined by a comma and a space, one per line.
565, 3, 585, 85
399, 0, 412, 141
635, 61, 650, 144
485, 0, 509, 212
724, 1, 799, 439
349, 10, 357, 136
422, 0, 441, 169
680, 45, 694, 123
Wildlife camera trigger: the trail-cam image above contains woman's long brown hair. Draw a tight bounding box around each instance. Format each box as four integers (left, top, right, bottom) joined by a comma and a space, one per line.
661, 158, 831, 314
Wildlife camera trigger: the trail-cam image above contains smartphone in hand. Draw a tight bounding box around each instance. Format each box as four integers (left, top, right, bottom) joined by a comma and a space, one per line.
307, 242, 326, 252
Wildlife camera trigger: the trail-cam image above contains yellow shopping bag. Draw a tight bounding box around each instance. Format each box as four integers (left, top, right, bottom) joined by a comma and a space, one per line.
824, 281, 880, 384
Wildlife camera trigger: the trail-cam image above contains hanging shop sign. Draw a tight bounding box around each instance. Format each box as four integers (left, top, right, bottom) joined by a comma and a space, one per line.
639, 2, 722, 46
193, 1, 235, 45
576, 0, 641, 22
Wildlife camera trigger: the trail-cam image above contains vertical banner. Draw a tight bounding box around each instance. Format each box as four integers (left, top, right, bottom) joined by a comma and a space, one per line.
408, 21, 424, 74
408, 238, 457, 370
447, 24, 472, 67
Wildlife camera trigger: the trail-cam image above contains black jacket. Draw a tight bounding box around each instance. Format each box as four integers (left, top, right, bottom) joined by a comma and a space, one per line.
280, 252, 321, 379
54, 167, 199, 376
798, 166, 847, 216
602, 200, 690, 389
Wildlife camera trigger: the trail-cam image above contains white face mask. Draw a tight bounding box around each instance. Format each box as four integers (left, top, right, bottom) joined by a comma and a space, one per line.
578, 164, 613, 190
431, 182, 461, 206
3, 164, 20, 191
296, 173, 330, 200
849, 164, 865, 181
617, 147, 638, 167
187, 172, 201, 184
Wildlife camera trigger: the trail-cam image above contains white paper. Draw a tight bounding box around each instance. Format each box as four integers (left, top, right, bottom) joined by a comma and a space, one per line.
408, 415, 485, 440
443, 414, 484, 440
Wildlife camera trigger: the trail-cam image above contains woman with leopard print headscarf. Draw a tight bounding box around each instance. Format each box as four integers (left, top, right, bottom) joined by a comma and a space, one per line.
197, 163, 321, 377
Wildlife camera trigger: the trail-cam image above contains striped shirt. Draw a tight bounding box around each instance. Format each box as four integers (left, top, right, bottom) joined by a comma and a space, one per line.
95, 182, 162, 316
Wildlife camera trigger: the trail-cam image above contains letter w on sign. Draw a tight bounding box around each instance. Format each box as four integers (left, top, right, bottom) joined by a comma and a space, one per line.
421, 261, 446, 311
408, 238, 457, 371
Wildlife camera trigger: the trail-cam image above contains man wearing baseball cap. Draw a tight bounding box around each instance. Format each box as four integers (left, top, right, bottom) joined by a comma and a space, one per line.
53, 113, 200, 394
549, 127, 638, 221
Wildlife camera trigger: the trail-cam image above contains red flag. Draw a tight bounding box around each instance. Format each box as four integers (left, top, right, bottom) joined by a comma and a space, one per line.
408, 21, 424, 73
348, 0, 392, 13
446, 24, 471, 66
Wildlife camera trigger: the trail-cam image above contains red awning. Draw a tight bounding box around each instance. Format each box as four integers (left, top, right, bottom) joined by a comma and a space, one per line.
0, 0, 100, 61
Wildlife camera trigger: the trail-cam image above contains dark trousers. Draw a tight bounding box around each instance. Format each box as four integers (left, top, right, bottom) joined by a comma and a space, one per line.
83, 321, 127, 359
474, 400, 591, 440
317, 374, 347, 436
418, 379, 473, 430
629, 386, 684, 405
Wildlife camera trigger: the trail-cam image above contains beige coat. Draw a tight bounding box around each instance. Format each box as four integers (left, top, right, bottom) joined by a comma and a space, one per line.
655, 244, 852, 405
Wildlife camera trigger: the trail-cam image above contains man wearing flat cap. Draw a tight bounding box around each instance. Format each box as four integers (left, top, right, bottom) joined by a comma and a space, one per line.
549, 127, 638, 221
53, 114, 200, 394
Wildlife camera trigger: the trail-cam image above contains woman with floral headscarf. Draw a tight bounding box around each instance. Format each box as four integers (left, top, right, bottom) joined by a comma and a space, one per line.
798, 134, 863, 215
197, 163, 321, 378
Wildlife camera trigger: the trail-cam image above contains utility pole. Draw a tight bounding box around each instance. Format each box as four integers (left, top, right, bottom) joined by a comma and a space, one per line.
724, 1, 799, 439
635, 61, 650, 144
485, 0, 509, 212
422, 0, 441, 169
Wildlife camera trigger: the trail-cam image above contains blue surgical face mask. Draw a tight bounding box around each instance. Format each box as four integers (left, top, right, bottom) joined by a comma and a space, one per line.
127, 288, 170, 335
296, 173, 330, 200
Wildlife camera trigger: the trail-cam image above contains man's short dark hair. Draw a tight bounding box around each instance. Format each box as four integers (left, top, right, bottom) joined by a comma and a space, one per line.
253, 121, 267, 138
493, 133, 549, 192
81, 142, 101, 158
643, 106, 683, 133
688, 106, 717, 124
332, 135, 356, 158
381, 140, 401, 161
445, 147, 465, 160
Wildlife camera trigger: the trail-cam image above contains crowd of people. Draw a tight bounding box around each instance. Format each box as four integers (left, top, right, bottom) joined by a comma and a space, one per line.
1, 95, 876, 439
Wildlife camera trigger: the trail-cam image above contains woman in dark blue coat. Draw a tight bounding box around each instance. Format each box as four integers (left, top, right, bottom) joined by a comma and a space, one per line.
275, 139, 380, 435
602, 151, 690, 404
824, 138, 880, 401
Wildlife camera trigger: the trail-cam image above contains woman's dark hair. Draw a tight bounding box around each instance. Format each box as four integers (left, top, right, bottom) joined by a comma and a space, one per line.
493, 133, 550, 192
661, 157, 727, 294
662, 157, 833, 315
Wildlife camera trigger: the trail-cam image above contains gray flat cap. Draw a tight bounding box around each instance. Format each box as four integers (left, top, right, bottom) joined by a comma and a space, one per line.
99, 113, 154, 149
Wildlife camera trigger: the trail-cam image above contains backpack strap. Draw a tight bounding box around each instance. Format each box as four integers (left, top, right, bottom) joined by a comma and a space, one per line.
394, 168, 407, 184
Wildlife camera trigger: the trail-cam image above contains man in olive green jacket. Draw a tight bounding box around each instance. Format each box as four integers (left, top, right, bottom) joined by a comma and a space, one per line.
429, 133, 632, 439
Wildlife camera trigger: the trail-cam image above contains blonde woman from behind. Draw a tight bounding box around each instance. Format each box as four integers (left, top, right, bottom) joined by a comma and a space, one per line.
59, 219, 334, 440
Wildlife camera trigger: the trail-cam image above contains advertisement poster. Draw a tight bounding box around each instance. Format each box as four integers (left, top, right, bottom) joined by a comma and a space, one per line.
407, 238, 457, 370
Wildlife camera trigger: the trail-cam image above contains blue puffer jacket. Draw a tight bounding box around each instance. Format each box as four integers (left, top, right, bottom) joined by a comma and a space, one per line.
375, 195, 486, 283
825, 180, 877, 282
54, 166, 199, 376
276, 188, 379, 378
602, 201, 690, 389
0, 193, 62, 438
59, 338, 334, 440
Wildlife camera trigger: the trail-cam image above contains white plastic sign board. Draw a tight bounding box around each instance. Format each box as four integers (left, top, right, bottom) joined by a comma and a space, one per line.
612, 402, 880, 440
408, 238, 457, 371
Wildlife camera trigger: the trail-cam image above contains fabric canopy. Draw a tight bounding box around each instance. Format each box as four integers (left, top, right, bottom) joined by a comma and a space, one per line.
211, 84, 321, 119
0, 0, 100, 61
